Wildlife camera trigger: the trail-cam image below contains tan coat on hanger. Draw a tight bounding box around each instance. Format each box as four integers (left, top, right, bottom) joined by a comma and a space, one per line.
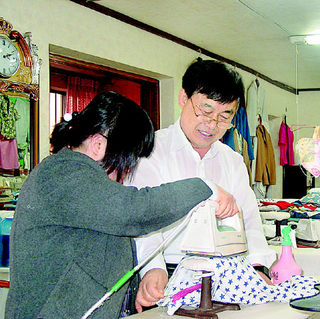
255, 124, 276, 185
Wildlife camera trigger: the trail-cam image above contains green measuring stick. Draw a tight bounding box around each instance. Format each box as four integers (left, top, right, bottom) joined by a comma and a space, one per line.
109, 269, 136, 294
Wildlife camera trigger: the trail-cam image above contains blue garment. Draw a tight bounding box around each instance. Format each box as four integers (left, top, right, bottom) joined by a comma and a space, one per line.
223, 107, 254, 160
222, 127, 236, 150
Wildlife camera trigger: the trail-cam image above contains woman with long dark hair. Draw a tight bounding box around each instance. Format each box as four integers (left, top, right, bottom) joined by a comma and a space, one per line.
5, 91, 213, 319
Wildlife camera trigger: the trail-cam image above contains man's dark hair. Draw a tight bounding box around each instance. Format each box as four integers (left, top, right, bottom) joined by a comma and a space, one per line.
182, 58, 245, 108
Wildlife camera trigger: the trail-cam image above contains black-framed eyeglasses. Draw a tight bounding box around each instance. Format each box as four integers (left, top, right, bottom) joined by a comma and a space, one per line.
190, 97, 234, 129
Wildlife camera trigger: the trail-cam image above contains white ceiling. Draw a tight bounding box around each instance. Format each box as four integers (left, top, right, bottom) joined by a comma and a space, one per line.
86, 0, 320, 91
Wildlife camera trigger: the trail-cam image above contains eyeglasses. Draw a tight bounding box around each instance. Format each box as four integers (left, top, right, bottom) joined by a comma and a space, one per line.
190, 98, 234, 129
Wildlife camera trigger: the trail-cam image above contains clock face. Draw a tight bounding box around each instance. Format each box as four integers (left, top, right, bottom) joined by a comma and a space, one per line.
0, 35, 21, 77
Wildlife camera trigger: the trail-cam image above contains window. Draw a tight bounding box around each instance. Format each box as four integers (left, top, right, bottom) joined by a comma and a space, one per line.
49, 92, 64, 134
49, 54, 159, 133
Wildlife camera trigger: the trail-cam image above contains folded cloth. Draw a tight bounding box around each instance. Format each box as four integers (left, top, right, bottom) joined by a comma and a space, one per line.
259, 205, 280, 211
158, 255, 319, 315
260, 201, 294, 210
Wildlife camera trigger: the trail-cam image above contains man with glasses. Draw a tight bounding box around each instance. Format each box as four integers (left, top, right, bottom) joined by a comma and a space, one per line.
127, 59, 276, 313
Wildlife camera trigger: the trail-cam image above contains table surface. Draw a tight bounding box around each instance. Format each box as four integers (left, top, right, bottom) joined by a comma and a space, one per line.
1, 246, 319, 318
127, 276, 320, 319
127, 303, 317, 319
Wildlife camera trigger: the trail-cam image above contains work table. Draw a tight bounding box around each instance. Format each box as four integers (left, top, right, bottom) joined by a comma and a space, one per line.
127, 302, 314, 318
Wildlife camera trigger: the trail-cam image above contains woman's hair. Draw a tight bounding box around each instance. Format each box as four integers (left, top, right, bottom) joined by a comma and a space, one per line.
50, 91, 154, 181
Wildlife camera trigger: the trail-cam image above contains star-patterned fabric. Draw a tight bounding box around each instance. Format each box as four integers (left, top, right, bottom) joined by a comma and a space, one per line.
158, 255, 319, 315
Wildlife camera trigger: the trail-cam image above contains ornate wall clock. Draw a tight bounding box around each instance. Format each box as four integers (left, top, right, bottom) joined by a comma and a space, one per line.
0, 34, 21, 77
0, 17, 40, 175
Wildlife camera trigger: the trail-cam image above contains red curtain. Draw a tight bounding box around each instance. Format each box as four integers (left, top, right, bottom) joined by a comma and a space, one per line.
103, 78, 141, 106
65, 76, 99, 113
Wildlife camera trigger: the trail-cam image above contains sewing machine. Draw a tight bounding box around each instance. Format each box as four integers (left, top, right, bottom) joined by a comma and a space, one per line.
181, 200, 247, 257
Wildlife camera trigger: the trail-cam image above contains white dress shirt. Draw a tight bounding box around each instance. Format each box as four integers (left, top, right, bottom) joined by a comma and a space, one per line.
126, 119, 276, 277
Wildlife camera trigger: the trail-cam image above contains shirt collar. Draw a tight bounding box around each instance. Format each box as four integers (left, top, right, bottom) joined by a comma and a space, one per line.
171, 118, 218, 160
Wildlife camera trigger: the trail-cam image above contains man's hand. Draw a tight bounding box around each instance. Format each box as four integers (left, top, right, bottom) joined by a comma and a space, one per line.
215, 185, 239, 219
252, 264, 274, 285
135, 268, 168, 313
256, 270, 273, 285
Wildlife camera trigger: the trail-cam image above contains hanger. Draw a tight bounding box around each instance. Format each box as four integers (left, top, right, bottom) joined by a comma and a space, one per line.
255, 74, 260, 87
196, 48, 202, 62
291, 124, 316, 132
281, 107, 288, 124
258, 114, 262, 125
283, 115, 287, 125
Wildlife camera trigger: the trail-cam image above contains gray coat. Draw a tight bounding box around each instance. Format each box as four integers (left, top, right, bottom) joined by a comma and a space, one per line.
5, 148, 212, 318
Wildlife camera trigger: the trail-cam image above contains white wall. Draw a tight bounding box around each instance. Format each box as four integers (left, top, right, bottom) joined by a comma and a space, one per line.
295, 91, 320, 141
4, 0, 319, 196
3, 0, 197, 159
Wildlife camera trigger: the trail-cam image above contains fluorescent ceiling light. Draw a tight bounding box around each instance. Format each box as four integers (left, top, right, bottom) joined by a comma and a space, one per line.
289, 34, 320, 45
305, 34, 320, 45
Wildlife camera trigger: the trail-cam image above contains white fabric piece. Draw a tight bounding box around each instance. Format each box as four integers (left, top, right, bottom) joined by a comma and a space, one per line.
253, 182, 267, 199
260, 211, 290, 221
246, 80, 269, 137
14, 97, 30, 146
158, 255, 319, 316
296, 219, 320, 241
309, 188, 320, 194
126, 119, 276, 278
259, 205, 280, 212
